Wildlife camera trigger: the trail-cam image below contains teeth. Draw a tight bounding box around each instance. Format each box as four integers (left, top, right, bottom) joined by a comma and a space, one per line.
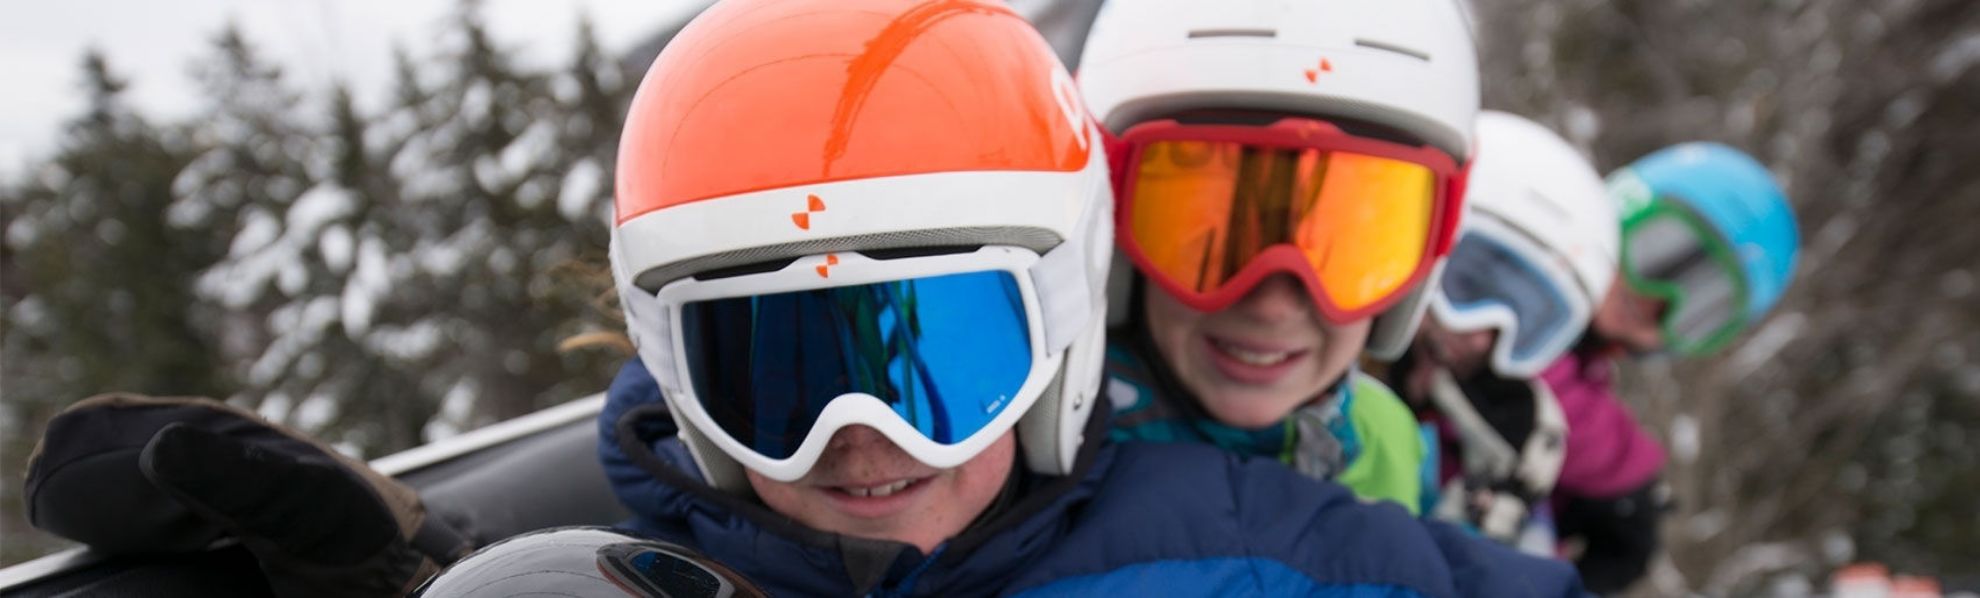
871, 479, 911, 497
844, 479, 913, 498
1214, 339, 1294, 366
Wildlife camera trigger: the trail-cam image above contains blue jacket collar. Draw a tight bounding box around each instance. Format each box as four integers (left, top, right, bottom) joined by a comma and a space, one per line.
596, 360, 1113, 596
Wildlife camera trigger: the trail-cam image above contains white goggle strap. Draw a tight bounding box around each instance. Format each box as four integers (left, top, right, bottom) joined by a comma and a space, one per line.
610, 234, 681, 397
1030, 234, 1093, 356
1428, 368, 1521, 481
1518, 380, 1569, 496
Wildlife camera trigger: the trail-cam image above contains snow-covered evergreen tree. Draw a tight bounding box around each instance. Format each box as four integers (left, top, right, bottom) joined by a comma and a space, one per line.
166, 8, 637, 454
1, 50, 222, 565
2, 6, 656, 567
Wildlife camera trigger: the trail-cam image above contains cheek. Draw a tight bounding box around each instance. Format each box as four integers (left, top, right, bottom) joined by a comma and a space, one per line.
1620, 292, 1664, 334
1143, 290, 1204, 360
953, 432, 1016, 499
745, 470, 811, 520
919, 432, 1015, 535
1451, 329, 1496, 366
1314, 320, 1370, 374
1593, 293, 1630, 334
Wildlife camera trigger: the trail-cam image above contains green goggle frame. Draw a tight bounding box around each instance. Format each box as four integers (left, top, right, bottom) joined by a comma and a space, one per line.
1618, 197, 1750, 356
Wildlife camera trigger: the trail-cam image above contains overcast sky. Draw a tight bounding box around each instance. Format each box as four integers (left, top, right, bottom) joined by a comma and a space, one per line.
0, 0, 707, 180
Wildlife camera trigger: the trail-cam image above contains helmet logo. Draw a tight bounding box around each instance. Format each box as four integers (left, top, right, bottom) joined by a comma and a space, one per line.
791, 194, 827, 230
1304, 58, 1334, 83
1050, 67, 1091, 152
815, 254, 840, 278
1607, 171, 1654, 215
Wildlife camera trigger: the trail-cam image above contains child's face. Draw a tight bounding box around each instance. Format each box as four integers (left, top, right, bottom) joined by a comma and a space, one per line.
1143, 274, 1370, 428
745, 425, 1015, 554
1592, 268, 1668, 353
1402, 317, 1497, 402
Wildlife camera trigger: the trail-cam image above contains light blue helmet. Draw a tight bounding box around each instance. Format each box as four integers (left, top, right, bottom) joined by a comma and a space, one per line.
1608, 143, 1799, 354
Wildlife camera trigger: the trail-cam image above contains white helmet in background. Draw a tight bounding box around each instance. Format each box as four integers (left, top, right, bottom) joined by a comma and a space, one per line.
1080, 0, 1482, 359
1428, 111, 1618, 378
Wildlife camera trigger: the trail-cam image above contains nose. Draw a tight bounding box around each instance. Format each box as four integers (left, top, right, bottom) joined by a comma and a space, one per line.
1458, 329, 1495, 354
825, 425, 889, 452
1425, 319, 1495, 366
1231, 274, 1314, 324
813, 424, 921, 481
1624, 285, 1669, 326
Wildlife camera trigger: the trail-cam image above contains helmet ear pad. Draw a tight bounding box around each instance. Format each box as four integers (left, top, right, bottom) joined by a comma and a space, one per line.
1022, 174, 1114, 476
1366, 262, 1444, 361
1017, 311, 1106, 476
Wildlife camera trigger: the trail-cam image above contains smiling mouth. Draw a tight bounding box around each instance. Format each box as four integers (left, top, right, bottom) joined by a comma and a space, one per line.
1209, 337, 1304, 367
836, 479, 916, 498
825, 475, 936, 500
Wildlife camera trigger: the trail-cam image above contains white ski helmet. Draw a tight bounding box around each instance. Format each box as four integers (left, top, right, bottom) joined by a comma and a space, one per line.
1079, 0, 1481, 359
609, 0, 1113, 492
1428, 111, 1619, 378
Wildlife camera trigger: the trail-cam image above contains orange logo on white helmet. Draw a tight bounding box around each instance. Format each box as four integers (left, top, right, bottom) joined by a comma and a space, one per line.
791, 195, 826, 231
1050, 67, 1092, 153
1304, 57, 1334, 83
814, 254, 839, 278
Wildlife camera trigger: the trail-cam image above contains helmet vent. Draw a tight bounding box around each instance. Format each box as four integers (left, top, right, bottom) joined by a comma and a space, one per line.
691, 257, 802, 281
859, 245, 984, 261
1525, 188, 1572, 221
638, 227, 1060, 290
683, 245, 983, 282
1354, 38, 1431, 62
1187, 28, 1277, 39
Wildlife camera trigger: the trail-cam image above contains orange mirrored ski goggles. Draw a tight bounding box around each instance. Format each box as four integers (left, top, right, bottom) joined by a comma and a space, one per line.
1113, 117, 1467, 323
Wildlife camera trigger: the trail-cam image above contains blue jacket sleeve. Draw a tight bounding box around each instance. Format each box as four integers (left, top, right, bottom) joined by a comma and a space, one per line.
1421, 518, 1589, 598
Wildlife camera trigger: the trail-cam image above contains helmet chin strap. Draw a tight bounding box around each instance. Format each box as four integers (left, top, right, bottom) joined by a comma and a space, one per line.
1425, 367, 1524, 541
1426, 368, 1519, 479
1424, 365, 1569, 543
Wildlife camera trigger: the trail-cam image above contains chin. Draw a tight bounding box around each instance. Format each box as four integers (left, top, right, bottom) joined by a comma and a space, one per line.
1218, 409, 1296, 430
1197, 385, 1313, 429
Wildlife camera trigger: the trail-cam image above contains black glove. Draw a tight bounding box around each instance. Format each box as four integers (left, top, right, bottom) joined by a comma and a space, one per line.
25, 393, 473, 597
1556, 479, 1666, 595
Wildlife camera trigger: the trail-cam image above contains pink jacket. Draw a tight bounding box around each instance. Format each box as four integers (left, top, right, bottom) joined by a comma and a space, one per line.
1541, 350, 1667, 499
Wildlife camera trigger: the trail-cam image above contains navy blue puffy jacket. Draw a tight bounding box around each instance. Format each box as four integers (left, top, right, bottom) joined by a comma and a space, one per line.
599, 361, 1583, 597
